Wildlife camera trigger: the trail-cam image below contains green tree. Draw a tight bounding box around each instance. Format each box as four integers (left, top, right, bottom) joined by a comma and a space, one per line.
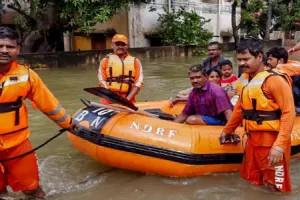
230, 0, 249, 46
6, 0, 150, 53
237, 0, 299, 39
156, 7, 212, 54
274, 0, 300, 31
240, 0, 264, 37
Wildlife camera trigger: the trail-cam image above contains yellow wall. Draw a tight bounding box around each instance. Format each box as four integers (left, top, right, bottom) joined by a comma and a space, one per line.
93, 12, 129, 46
106, 36, 113, 49
72, 12, 129, 50
73, 36, 92, 51
93, 12, 129, 35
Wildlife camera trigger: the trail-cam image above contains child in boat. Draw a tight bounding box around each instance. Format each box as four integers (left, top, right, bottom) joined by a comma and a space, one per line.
170, 69, 221, 106
219, 60, 239, 105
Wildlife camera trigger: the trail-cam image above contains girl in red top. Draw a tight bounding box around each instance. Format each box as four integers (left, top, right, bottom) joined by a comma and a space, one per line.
219, 60, 239, 105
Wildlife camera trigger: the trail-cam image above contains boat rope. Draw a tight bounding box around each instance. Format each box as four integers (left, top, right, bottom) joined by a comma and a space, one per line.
0, 128, 69, 163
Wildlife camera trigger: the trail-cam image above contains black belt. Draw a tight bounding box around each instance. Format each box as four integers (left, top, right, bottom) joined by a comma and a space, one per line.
108, 77, 134, 84
0, 101, 22, 113
242, 109, 281, 123
0, 97, 23, 125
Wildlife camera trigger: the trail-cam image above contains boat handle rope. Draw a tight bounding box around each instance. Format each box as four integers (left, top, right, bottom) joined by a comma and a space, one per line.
0, 128, 69, 163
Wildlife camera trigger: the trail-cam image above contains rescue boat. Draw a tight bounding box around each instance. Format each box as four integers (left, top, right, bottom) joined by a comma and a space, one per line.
67, 100, 300, 177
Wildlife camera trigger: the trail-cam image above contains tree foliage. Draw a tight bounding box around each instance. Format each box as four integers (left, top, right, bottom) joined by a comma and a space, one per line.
156, 7, 213, 51
240, 0, 265, 37
236, 0, 300, 38
274, 0, 300, 31
59, 0, 149, 33
5, 0, 150, 52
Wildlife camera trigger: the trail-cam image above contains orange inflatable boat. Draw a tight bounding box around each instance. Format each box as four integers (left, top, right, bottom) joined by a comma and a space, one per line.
67, 100, 300, 177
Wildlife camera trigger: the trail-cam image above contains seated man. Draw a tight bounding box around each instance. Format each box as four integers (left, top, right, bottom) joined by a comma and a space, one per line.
170, 68, 222, 107
173, 64, 233, 125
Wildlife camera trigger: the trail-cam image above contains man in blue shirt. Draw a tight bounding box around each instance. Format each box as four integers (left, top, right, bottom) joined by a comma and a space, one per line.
202, 42, 226, 71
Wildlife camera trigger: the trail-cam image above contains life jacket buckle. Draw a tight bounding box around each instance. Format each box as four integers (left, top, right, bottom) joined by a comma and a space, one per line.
11, 102, 22, 109
253, 113, 263, 125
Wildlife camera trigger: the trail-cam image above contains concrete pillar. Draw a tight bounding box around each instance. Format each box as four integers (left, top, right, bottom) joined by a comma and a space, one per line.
128, 7, 135, 48
281, 31, 285, 46
63, 31, 72, 51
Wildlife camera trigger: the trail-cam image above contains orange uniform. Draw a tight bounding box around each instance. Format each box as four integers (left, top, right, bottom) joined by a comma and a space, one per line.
277, 60, 300, 77
223, 71, 295, 192
264, 60, 300, 77
0, 61, 73, 191
98, 53, 144, 104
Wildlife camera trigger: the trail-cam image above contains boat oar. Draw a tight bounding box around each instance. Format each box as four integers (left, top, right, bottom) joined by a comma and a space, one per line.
84, 87, 138, 111
80, 98, 158, 118
83, 87, 158, 118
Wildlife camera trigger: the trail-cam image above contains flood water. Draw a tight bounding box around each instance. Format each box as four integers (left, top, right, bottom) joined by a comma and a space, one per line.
3, 51, 300, 200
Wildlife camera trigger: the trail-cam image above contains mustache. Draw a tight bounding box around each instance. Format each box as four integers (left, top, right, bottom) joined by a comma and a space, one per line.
192, 82, 202, 86
266, 63, 273, 68
240, 65, 248, 68
0, 53, 10, 56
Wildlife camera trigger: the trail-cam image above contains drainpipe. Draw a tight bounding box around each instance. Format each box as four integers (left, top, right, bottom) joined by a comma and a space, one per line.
168, 0, 171, 11
128, 3, 134, 48
217, 0, 221, 42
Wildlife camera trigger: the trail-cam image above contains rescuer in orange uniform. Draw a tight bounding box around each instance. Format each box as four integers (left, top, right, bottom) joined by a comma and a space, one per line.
265, 46, 300, 112
98, 34, 144, 104
265, 46, 300, 76
220, 39, 295, 192
0, 27, 74, 198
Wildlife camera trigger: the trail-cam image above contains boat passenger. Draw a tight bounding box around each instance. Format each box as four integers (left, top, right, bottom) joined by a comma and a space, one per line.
219, 60, 238, 100
207, 68, 221, 84
170, 68, 221, 106
202, 41, 227, 72
173, 64, 233, 125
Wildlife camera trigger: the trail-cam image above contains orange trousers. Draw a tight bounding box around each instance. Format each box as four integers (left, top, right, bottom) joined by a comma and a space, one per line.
99, 92, 136, 104
241, 140, 291, 192
0, 139, 39, 192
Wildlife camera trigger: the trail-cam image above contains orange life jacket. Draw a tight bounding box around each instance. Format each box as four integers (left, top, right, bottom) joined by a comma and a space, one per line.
0, 61, 72, 150
237, 70, 292, 132
0, 65, 29, 138
106, 54, 136, 94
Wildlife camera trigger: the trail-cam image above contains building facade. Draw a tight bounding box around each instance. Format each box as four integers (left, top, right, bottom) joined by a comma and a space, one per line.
72, 0, 241, 51
1, 0, 241, 51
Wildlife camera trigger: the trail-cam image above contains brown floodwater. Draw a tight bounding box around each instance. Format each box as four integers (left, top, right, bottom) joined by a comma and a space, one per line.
2, 51, 300, 200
